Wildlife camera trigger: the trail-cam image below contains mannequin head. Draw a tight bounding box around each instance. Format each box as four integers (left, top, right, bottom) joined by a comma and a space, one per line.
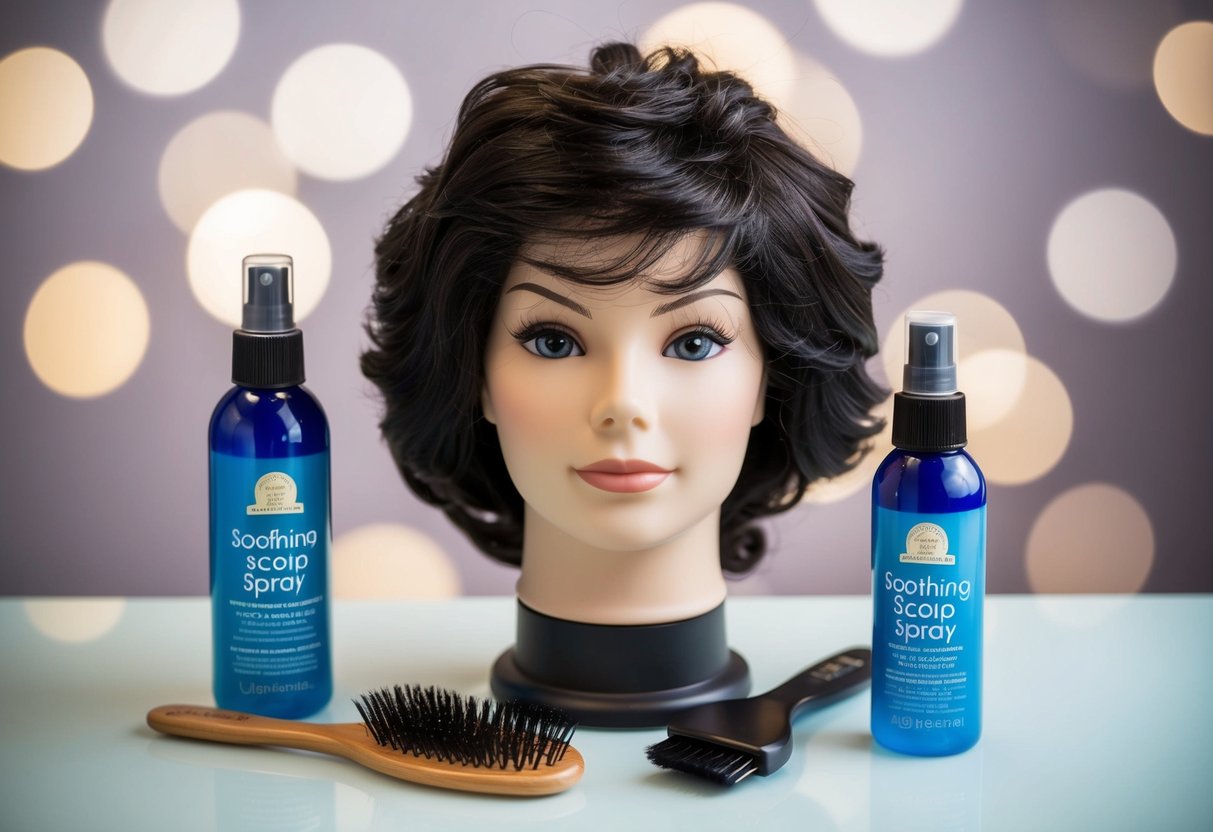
363, 42, 885, 580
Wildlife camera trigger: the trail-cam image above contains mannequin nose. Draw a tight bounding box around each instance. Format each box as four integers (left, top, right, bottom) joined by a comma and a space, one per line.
590, 356, 653, 432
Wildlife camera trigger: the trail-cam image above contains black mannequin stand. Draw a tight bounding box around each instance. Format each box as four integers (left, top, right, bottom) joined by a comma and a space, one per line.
489, 600, 751, 728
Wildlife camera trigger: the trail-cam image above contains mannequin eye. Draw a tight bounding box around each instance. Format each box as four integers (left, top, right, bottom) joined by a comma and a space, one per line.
663, 330, 727, 361
521, 328, 584, 359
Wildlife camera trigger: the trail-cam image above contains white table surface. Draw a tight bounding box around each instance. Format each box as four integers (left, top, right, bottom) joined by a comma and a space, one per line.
2, 595, 1210, 831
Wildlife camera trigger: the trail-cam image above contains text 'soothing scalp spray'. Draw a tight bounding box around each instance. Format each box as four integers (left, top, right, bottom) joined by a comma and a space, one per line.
871, 311, 986, 756
210, 254, 332, 718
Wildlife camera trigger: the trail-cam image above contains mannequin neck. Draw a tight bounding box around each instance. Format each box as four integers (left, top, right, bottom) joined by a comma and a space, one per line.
516, 505, 728, 625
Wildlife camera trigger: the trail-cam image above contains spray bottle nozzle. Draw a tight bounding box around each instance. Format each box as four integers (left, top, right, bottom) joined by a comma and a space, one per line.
241, 254, 295, 333
903, 310, 957, 396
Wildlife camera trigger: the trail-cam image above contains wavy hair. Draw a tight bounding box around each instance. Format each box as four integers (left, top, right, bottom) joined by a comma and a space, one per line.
362, 42, 885, 574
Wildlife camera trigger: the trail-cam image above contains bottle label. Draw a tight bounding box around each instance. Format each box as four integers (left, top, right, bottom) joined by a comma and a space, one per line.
872, 506, 985, 734
210, 451, 330, 695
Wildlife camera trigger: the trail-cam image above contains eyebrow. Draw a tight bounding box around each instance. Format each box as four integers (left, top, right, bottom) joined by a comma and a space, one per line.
651, 289, 744, 317
505, 283, 592, 318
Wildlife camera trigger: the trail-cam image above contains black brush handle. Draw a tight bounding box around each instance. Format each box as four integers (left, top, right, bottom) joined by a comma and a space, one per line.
667, 646, 871, 776
765, 646, 872, 719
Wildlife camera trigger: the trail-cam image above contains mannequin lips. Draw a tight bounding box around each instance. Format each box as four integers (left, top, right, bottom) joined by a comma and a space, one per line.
575, 459, 672, 493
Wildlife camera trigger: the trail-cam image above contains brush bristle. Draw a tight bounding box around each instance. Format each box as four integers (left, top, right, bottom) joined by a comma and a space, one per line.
354, 685, 576, 771
645, 736, 759, 785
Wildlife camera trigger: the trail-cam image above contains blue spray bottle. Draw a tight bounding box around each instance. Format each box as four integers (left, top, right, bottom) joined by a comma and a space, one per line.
871, 311, 986, 756
209, 254, 332, 718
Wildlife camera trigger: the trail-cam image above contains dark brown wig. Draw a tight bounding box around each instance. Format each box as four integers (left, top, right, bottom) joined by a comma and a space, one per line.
362, 42, 885, 574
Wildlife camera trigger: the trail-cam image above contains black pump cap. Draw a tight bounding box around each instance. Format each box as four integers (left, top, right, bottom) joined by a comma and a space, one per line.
892, 391, 967, 451
241, 254, 295, 332
232, 254, 304, 388
892, 310, 967, 451
903, 311, 958, 396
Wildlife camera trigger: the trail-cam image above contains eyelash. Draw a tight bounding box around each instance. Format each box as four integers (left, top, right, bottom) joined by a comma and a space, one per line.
508, 318, 575, 344
670, 315, 737, 354
508, 316, 737, 359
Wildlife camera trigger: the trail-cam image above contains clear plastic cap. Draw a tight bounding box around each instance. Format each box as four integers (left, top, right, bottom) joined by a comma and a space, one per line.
902, 310, 957, 396
241, 254, 295, 333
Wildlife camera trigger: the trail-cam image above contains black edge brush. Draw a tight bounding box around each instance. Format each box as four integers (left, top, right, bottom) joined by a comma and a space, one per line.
646, 646, 871, 786
148, 685, 582, 796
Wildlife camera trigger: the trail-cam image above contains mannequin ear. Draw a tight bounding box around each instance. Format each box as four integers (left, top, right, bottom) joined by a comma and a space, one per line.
481, 385, 497, 425
751, 369, 767, 427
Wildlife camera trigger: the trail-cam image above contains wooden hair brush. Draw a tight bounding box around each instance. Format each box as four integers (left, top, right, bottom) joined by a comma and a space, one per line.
147, 685, 582, 797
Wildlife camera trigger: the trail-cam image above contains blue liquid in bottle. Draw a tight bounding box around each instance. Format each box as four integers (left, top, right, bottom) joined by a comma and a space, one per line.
871, 312, 986, 756
209, 254, 331, 719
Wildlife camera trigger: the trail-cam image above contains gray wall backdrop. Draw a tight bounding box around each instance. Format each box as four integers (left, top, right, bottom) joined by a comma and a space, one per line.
2, 0, 1210, 598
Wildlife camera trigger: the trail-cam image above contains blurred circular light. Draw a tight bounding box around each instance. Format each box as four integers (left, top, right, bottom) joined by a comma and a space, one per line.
187, 189, 331, 327
641, 2, 797, 104
1026, 483, 1154, 593
1048, 188, 1176, 322
271, 44, 412, 180
882, 290, 1026, 392
777, 53, 863, 175
159, 111, 298, 234
1153, 20, 1213, 136
103, 0, 240, 95
333, 523, 462, 599
959, 348, 1029, 431
24, 598, 126, 642
0, 47, 93, 170
814, 0, 964, 57
24, 261, 150, 398
968, 355, 1072, 486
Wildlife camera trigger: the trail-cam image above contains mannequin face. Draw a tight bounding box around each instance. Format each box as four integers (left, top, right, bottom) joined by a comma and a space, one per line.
482, 235, 766, 554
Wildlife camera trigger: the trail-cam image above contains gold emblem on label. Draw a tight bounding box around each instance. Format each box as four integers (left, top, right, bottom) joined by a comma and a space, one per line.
900, 522, 955, 565
246, 472, 304, 515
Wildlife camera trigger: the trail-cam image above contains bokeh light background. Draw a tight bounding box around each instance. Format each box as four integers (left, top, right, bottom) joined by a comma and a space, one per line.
3, 0, 1210, 625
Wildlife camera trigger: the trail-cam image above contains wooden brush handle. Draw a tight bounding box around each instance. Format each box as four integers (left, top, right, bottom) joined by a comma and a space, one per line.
146, 704, 584, 797
147, 705, 348, 756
